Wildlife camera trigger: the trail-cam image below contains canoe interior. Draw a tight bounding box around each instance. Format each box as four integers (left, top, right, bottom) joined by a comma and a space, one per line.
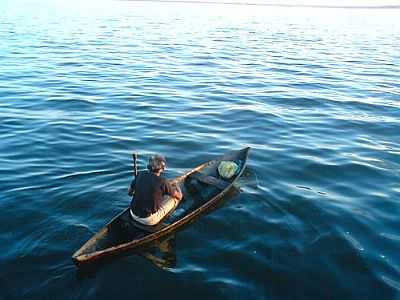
73, 147, 250, 263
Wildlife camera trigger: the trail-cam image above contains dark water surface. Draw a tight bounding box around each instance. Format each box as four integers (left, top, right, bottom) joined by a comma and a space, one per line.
1, 1, 399, 299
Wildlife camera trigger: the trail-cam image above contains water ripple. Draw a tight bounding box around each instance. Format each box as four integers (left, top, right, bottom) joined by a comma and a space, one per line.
0, 1, 399, 299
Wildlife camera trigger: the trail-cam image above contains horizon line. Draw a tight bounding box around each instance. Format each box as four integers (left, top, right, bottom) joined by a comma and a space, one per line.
119, 0, 400, 9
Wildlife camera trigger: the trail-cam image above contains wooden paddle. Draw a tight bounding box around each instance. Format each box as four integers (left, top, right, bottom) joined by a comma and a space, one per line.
128, 153, 138, 197
132, 152, 138, 178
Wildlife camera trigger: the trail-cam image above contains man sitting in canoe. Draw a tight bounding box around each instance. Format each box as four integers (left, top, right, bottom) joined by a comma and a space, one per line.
128, 154, 183, 226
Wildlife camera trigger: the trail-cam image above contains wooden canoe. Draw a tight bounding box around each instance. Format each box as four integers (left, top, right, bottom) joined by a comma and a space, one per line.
72, 147, 250, 267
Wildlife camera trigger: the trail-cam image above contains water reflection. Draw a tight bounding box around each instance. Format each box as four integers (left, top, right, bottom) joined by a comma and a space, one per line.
139, 234, 177, 270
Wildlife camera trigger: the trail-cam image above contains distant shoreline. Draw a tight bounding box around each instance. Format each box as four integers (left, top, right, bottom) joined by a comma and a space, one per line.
120, 0, 400, 9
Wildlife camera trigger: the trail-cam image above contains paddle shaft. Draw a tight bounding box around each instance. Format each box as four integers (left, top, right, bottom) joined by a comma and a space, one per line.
132, 153, 138, 178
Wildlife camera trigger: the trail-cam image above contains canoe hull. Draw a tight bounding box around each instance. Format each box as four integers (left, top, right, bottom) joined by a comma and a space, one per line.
72, 147, 250, 267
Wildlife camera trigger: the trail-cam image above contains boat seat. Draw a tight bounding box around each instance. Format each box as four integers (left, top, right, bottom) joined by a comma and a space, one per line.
189, 172, 230, 190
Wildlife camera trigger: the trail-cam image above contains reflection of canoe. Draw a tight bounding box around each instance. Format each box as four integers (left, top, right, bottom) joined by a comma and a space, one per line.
72, 147, 250, 267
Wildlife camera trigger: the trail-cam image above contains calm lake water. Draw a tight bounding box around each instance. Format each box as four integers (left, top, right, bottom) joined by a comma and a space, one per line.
1, 1, 399, 299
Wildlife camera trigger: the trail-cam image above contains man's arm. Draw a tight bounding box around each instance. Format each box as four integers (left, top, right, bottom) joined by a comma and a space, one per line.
163, 180, 183, 201
171, 183, 183, 201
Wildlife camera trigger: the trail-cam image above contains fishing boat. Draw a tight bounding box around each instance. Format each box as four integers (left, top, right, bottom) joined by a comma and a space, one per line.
72, 147, 250, 267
